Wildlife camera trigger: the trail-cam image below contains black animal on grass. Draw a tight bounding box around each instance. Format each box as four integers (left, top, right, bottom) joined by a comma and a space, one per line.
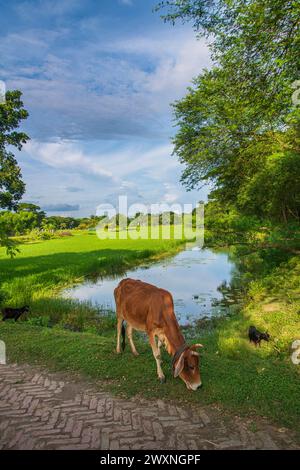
2, 305, 30, 322
248, 325, 270, 346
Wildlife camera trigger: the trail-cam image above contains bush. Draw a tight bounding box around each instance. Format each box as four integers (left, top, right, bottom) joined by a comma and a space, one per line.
58, 231, 73, 237
27, 316, 51, 327
28, 229, 56, 241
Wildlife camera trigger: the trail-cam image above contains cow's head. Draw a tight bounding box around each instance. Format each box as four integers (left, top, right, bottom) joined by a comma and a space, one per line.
173, 344, 203, 391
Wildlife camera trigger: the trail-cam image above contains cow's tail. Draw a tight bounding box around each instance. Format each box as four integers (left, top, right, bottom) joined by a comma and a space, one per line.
121, 321, 126, 351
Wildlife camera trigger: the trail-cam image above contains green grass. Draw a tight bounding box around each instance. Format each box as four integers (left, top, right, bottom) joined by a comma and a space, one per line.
0, 229, 299, 436
0, 230, 184, 322
0, 320, 299, 434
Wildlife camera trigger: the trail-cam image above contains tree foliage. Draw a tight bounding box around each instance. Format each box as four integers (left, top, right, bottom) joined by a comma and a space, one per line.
0, 90, 30, 255
0, 90, 29, 209
157, 0, 300, 223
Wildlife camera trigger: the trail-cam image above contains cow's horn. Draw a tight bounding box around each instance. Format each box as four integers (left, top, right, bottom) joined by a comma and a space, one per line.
191, 351, 199, 356
191, 343, 204, 349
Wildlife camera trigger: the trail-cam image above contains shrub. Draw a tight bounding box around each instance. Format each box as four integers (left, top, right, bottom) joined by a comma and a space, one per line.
58, 231, 73, 237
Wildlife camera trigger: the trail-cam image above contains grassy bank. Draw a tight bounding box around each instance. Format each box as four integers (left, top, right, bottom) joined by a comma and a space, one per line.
0, 308, 299, 434
0, 230, 184, 330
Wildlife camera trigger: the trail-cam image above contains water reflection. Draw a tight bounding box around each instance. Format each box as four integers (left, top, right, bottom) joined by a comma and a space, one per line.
64, 244, 239, 325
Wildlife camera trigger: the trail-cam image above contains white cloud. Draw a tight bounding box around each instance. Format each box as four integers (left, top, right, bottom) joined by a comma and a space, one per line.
119, 0, 133, 5
2, 27, 210, 140
14, 0, 83, 20
2, 5, 212, 215
25, 140, 113, 179
24, 139, 179, 183
162, 182, 180, 203
103, 32, 211, 113
21, 138, 209, 216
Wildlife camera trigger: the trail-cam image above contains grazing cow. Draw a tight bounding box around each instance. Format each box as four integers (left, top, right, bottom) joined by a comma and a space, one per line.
248, 325, 270, 346
2, 305, 30, 322
114, 278, 203, 390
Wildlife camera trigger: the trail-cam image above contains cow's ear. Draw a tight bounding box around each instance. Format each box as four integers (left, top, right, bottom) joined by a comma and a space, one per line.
173, 352, 185, 378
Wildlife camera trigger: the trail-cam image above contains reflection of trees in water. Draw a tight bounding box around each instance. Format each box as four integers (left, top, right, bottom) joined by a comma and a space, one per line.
86, 265, 128, 283
212, 245, 271, 315
208, 248, 245, 315
214, 280, 243, 307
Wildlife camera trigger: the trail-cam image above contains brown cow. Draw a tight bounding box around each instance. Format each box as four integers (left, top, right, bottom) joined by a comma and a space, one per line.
114, 278, 203, 390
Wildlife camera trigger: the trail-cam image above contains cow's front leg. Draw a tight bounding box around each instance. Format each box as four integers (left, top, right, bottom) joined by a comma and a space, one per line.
116, 317, 123, 354
149, 333, 165, 383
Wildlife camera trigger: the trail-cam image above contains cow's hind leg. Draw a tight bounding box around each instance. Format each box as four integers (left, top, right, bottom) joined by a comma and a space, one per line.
149, 332, 165, 383
127, 324, 139, 356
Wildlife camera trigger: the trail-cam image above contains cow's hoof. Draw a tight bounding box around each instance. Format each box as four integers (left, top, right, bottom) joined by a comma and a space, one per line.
133, 351, 139, 357
159, 377, 166, 384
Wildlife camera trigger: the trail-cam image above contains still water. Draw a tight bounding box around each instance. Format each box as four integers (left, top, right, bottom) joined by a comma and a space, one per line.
65, 243, 239, 325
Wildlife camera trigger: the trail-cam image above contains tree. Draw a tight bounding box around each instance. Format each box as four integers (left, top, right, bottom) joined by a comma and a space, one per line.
0, 90, 29, 209
0, 90, 29, 254
17, 203, 46, 225
157, 1, 300, 223
157, 1, 300, 105
45, 216, 80, 230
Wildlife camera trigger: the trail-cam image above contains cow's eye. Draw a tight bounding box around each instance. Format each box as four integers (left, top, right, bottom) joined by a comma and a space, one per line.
189, 365, 195, 370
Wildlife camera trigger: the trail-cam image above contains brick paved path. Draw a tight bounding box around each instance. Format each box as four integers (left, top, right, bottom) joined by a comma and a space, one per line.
0, 363, 298, 450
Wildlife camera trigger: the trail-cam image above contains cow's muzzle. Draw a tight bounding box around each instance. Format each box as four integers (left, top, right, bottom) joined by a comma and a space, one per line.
187, 382, 202, 391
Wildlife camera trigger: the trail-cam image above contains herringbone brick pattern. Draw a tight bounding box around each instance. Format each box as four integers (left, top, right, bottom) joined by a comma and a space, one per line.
0, 364, 298, 450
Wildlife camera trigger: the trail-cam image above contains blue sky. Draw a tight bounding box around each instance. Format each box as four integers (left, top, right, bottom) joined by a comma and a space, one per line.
0, 0, 211, 216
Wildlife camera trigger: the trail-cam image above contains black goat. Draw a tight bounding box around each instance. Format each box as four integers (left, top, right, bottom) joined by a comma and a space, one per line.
2, 305, 30, 322
248, 325, 270, 346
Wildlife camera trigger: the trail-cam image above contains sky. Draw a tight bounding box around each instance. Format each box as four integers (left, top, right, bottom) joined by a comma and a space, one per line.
0, 0, 211, 217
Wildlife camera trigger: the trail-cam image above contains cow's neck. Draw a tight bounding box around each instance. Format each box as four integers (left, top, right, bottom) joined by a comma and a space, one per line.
164, 325, 186, 357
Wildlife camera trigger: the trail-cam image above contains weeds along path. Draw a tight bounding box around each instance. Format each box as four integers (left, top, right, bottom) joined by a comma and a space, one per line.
0, 363, 298, 450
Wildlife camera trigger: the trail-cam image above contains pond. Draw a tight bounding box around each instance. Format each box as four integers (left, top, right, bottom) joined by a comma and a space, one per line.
64, 243, 240, 326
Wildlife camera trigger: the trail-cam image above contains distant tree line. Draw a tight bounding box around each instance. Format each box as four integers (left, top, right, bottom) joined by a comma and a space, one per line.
0, 203, 109, 237
0, 204, 197, 238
